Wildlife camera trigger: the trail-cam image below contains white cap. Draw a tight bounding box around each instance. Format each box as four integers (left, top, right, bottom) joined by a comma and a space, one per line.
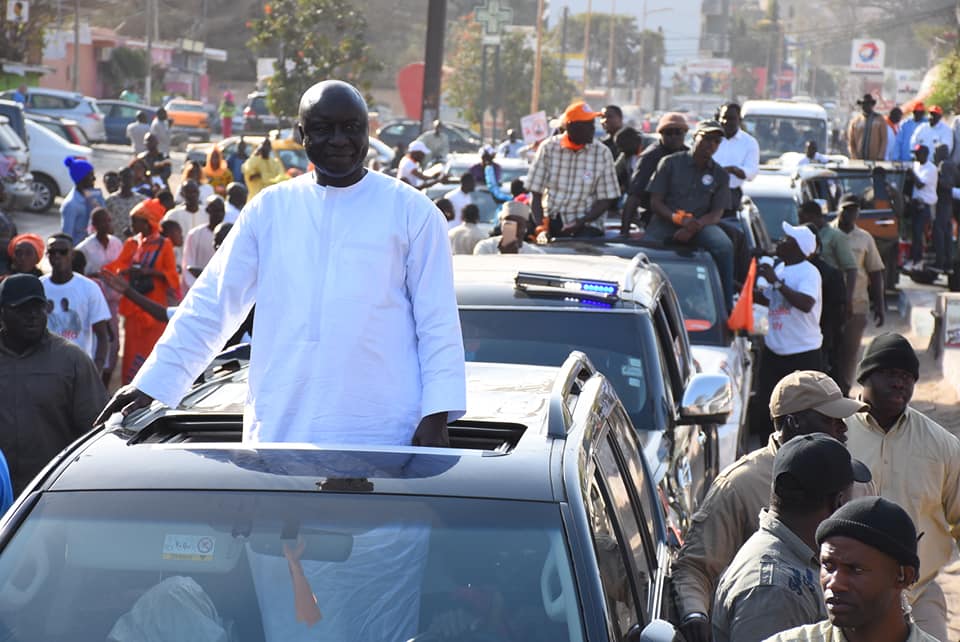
407, 140, 430, 155
479, 144, 496, 157
782, 221, 816, 257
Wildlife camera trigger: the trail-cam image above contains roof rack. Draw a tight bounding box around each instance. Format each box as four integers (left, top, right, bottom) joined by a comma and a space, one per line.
622, 252, 650, 293
547, 351, 597, 438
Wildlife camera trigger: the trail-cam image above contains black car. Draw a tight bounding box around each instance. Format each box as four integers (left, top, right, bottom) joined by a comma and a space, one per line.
454, 254, 732, 528
0, 357, 678, 641
241, 91, 285, 134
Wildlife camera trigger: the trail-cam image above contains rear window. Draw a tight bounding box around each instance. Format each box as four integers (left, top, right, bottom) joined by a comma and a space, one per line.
751, 195, 798, 239
169, 102, 207, 112
460, 308, 653, 429
0, 490, 583, 642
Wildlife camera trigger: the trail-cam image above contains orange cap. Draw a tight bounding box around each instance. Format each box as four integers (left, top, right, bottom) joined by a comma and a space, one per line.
562, 101, 597, 125
929, 105, 943, 115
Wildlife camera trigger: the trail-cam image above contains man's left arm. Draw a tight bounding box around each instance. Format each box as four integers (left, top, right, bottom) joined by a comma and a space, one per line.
406, 199, 467, 446
939, 429, 960, 541
742, 136, 760, 181
92, 320, 109, 372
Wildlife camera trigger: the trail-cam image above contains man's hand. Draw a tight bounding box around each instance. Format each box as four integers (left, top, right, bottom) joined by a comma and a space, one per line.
412, 412, 450, 447
673, 227, 695, 243
94, 385, 155, 426
97, 269, 131, 295
873, 300, 885, 327
723, 166, 746, 180
756, 263, 777, 283
677, 615, 712, 642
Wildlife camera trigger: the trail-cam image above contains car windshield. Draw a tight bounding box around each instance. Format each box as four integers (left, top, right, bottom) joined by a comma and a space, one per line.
276, 148, 309, 172
460, 309, 652, 429
0, 490, 582, 642
743, 116, 827, 161
657, 261, 724, 345
831, 172, 907, 210
751, 195, 798, 239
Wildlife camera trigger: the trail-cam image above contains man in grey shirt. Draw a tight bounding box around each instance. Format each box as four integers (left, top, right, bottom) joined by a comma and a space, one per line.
712, 434, 872, 642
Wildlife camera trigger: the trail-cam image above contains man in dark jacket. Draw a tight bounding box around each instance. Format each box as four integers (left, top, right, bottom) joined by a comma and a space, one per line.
620, 112, 689, 234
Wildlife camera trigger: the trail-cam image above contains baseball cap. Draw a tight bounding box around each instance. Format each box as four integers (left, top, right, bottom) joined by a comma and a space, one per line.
656, 112, 689, 133
562, 101, 596, 125
694, 119, 724, 137
769, 371, 867, 419
781, 221, 817, 256
838, 193, 860, 209
912, 143, 928, 154
407, 140, 430, 155
0, 273, 47, 307
773, 433, 872, 497
929, 105, 943, 115
913, 101, 925, 112
479, 144, 496, 157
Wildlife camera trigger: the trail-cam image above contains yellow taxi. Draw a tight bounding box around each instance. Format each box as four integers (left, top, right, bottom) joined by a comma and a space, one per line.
165, 99, 211, 142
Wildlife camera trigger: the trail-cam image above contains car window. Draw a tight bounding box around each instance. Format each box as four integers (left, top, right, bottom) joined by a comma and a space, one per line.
460, 309, 651, 429
169, 102, 206, 113
596, 431, 653, 619
35, 120, 69, 142
652, 305, 685, 402
0, 490, 584, 641
608, 406, 660, 552
586, 468, 644, 639
751, 195, 798, 240
86, 101, 100, 114
118, 105, 140, 119
660, 261, 724, 345
31, 94, 67, 109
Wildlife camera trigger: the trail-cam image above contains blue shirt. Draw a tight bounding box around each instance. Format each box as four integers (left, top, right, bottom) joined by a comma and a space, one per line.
484, 164, 511, 203
60, 187, 105, 244
895, 117, 927, 161
12, 90, 26, 104
0, 450, 11, 514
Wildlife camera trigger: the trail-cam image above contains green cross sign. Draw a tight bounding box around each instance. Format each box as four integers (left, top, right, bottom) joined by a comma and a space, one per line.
475, 0, 513, 36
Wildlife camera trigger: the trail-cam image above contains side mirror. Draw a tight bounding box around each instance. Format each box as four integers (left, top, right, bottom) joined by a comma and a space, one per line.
678, 373, 732, 425
625, 619, 679, 642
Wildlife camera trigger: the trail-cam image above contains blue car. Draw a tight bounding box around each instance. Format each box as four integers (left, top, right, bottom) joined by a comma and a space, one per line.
97, 99, 156, 145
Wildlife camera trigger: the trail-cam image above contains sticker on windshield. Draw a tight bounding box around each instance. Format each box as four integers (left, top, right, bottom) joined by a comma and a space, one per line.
697, 266, 707, 280
621, 364, 643, 377
162, 534, 215, 561
627, 377, 643, 388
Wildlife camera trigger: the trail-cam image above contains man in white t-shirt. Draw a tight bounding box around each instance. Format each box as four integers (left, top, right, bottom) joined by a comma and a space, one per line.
906, 144, 938, 271
750, 221, 823, 441
712, 103, 759, 217
397, 141, 444, 190
442, 173, 475, 226
76, 208, 124, 383
41, 234, 111, 374
181, 195, 226, 291
162, 180, 203, 266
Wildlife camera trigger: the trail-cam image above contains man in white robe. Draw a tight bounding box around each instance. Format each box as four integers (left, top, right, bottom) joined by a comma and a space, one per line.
98, 80, 466, 447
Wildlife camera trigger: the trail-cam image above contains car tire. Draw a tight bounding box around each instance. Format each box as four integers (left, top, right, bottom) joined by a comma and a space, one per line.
27, 174, 57, 212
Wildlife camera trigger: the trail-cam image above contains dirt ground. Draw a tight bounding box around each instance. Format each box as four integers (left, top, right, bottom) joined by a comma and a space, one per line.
858, 313, 960, 641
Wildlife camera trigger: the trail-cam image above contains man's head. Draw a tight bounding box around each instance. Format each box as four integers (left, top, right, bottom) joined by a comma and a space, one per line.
181, 180, 200, 210
160, 220, 183, 247
205, 195, 225, 227
718, 102, 741, 139
226, 182, 247, 209
0, 274, 48, 348
888, 106, 902, 124
156, 190, 175, 212
912, 143, 929, 164
499, 200, 532, 239
184, 160, 203, 183
838, 194, 860, 231
858, 93, 876, 116
510, 178, 526, 198
91, 207, 113, 237
804, 140, 818, 158
507, 128, 518, 142
771, 433, 871, 520
432, 119, 443, 135
135, 110, 148, 124
615, 127, 642, 157
797, 200, 824, 227
8, 233, 43, 274
407, 140, 429, 163
928, 105, 943, 126
462, 203, 480, 224
912, 102, 925, 121
434, 198, 454, 221
857, 333, 918, 421
65, 157, 95, 189
692, 119, 724, 161
601, 105, 623, 135
144, 132, 158, 153
155, 107, 167, 122
777, 221, 816, 263
460, 172, 476, 194
46, 233, 74, 280
816, 497, 919, 629
297, 80, 369, 181
562, 102, 597, 146
129, 199, 165, 238
103, 170, 120, 194
213, 222, 233, 250
656, 112, 689, 152
769, 371, 867, 444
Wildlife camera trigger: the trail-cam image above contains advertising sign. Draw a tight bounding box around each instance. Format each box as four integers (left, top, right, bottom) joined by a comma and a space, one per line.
851, 39, 885, 73
520, 111, 549, 145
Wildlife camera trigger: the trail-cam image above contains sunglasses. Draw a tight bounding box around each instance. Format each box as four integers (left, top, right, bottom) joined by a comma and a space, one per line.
661, 128, 686, 136
47, 248, 70, 256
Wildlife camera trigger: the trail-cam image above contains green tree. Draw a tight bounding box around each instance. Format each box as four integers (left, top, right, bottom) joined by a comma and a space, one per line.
548, 12, 653, 88
927, 50, 960, 113
101, 47, 147, 96
247, 0, 382, 117
445, 15, 578, 131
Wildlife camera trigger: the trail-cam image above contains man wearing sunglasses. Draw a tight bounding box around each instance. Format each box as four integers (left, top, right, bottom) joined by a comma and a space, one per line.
620, 112, 689, 234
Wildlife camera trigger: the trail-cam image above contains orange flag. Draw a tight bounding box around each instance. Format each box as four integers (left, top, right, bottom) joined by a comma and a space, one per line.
727, 258, 756, 333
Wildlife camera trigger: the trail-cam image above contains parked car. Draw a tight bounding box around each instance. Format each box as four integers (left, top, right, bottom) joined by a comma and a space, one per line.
376, 119, 482, 156
0, 99, 27, 143
22, 118, 93, 212
0, 87, 105, 142
0, 355, 679, 641
96, 99, 156, 145
23, 112, 88, 146
0, 115, 34, 211
742, 171, 802, 241
454, 254, 731, 528
241, 90, 281, 134
164, 99, 210, 143
185, 134, 309, 176
442, 152, 529, 186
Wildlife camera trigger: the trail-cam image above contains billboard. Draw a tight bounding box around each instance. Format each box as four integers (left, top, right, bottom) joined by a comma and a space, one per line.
851, 39, 885, 73
672, 59, 732, 96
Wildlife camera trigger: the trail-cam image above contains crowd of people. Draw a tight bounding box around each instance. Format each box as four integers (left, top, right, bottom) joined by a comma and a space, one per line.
0, 79, 958, 640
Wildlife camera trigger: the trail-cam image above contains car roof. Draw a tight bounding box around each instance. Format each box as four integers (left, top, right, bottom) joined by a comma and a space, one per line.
743, 172, 799, 197
742, 99, 827, 118
167, 99, 204, 106
454, 253, 662, 309
23, 87, 91, 100
98, 99, 155, 109
46, 363, 565, 502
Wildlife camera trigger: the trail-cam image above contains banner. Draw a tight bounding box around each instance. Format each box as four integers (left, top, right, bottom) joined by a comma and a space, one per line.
520, 111, 549, 145
851, 39, 885, 73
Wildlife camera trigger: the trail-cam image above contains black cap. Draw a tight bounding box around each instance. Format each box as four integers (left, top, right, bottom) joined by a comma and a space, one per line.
839, 193, 860, 209
857, 93, 877, 105
0, 274, 46, 307
816, 496, 921, 571
856, 332, 919, 383
773, 434, 872, 497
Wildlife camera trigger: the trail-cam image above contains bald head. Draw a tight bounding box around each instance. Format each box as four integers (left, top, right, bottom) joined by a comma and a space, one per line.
297, 79, 369, 186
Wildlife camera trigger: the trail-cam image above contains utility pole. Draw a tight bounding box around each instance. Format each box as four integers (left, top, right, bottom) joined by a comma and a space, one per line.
145, 0, 152, 102
582, 0, 592, 92
420, 0, 446, 132
607, 0, 616, 94
72, 0, 79, 91
531, 0, 546, 113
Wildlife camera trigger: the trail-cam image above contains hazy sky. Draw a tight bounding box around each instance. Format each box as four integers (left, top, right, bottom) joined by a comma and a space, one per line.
554, 0, 703, 64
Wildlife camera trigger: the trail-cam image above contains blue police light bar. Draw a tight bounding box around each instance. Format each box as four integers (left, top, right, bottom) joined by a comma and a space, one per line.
515, 272, 620, 302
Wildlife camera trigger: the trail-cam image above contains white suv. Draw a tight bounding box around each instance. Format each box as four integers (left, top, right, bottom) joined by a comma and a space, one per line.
0, 88, 105, 143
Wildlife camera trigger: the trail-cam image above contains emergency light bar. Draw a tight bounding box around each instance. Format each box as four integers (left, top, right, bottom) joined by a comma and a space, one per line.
515, 272, 620, 303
